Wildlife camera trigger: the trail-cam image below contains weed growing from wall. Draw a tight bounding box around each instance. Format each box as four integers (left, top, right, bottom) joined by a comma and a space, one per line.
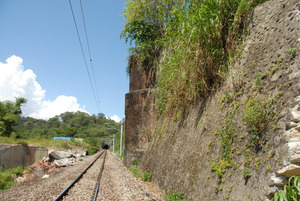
242, 167, 251, 180
210, 118, 236, 191
215, 119, 237, 161
164, 190, 187, 201
243, 98, 276, 151
142, 172, 152, 182
129, 165, 141, 178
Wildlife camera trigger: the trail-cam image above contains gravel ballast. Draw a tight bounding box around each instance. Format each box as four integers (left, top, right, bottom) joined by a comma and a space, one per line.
98, 151, 164, 201
0, 151, 164, 201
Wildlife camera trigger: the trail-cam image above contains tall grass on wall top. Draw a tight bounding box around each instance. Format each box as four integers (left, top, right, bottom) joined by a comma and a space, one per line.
122, 0, 269, 117
157, 0, 225, 116
121, 0, 181, 68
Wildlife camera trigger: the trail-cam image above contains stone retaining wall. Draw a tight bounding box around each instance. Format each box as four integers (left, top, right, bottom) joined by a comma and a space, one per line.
124, 55, 157, 167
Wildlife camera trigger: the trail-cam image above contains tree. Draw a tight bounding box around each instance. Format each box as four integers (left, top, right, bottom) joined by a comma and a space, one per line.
70, 112, 91, 128
97, 113, 105, 119
121, 0, 184, 58
12, 105, 120, 144
0, 98, 27, 137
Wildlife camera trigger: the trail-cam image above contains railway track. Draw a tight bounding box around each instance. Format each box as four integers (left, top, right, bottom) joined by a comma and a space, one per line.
53, 150, 107, 201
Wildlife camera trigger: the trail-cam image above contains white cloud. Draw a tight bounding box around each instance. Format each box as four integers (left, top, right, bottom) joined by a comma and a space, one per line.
108, 115, 121, 123
0, 55, 88, 120
29, 95, 88, 119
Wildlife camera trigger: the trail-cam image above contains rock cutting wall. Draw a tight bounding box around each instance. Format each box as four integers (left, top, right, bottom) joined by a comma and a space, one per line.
124, 0, 300, 200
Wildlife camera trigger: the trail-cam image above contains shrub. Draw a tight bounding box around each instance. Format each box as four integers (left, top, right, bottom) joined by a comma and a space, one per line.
288, 47, 296, 57
243, 98, 275, 150
242, 167, 251, 180
211, 159, 233, 178
164, 190, 187, 201
0, 166, 27, 190
129, 166, 141, 178
16, 139, 28, 145
215, 119, 236, 160
132, 159, 138, 166
142, 172, 152, 182
87, 146, 98, 155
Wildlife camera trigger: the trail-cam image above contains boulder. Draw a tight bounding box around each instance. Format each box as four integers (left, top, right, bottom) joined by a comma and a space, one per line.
53, 158, 76, 167
286, 122, 298, 130
288, 141, 300, 163
285, 129, 300, 140
16, 176, 25, 183
290, 155, 300, 164
80, 151, 87, 157
291, 104, 300, 123
276, 164, 300, 177
269, 175, 287, 187
49, 151, 74, 162
49, 151, 61, 161
295, 126, 300, 132
57, 151, 74, 158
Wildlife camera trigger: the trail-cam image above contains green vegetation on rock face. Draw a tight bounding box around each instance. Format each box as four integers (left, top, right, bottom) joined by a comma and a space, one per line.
209, 81, 280, 192
243, 98, 276, 151
122, 0, 268, 117
215, 119, 236, 161
164, 190, 187, 201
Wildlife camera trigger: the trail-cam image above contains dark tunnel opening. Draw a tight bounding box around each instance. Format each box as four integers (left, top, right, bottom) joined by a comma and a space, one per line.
102, 144, 110, 149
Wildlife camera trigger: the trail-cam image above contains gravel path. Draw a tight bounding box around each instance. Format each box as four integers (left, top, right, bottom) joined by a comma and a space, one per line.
0, 151, 164, 201
98, 151, 164, 201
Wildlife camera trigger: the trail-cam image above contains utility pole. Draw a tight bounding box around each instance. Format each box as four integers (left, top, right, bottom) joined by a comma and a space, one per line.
113, 133, 115, 153
104, 122, 122, 155
120, 120, 123, 156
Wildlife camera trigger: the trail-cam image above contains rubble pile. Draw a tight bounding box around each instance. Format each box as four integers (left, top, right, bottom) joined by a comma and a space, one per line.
49, 149, 86, 167
31, 157, 57, 173
14, 149, 86, 183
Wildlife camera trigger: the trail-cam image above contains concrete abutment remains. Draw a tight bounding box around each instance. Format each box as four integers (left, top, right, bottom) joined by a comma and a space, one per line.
0, 144, 48, 170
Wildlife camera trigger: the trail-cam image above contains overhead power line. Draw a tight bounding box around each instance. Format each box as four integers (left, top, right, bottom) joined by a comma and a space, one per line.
68, 0, 100, 113
79, 0, 101, 111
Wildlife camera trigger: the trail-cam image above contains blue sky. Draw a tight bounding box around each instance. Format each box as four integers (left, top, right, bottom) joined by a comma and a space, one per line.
0, 0, 130, 121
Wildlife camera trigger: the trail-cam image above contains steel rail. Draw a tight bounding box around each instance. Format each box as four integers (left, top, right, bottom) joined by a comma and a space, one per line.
93, 150, 107, 201
53, 150, 105, 201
